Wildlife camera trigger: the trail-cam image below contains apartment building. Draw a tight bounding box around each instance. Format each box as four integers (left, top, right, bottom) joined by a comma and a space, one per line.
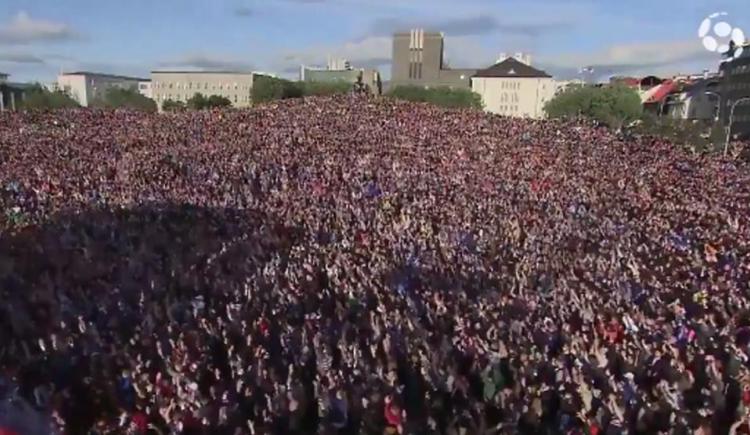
57, 72, 147, 106
471, 57, 556, 119
0, 72, 29, 111
151, 71, 255, 110
391, 29, 475, 89
719, 45, 750, 139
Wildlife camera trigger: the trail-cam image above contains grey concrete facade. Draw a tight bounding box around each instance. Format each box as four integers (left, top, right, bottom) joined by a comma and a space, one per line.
391, 29, 475, 89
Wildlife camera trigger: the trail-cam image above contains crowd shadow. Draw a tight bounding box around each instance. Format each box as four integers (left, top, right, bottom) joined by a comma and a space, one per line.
0, 202, 301, 434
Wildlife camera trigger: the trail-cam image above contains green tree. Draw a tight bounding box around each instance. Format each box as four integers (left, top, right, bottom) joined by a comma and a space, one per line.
251, 75, 304, 104
301, 81, 352, 96
161, 99, 185, 112
206, 95, 232, 108
187, 93, 208, 110
633, 114, 725, 154
91, 88, 156, 112
545, 84, 642, 129
19, 84, 79, 109
386, 85, 483, 109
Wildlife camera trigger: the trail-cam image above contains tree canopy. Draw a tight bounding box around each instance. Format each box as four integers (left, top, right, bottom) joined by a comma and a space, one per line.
251, 75, 360, 105
302, 81, 354, 97
544, 84, 642, 129
251, 76, 305, 104
161, 99, 186, 112
19, 85, 80, 110
91, 88, 157, 112
187, 93, 233, 109
386, 85, 483, 109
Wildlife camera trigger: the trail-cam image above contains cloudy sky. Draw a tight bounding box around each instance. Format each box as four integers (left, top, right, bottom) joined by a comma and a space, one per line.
0, 0, 747, 83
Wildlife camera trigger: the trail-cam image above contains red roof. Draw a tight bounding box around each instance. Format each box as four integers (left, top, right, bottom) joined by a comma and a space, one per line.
643, 80, 676, 104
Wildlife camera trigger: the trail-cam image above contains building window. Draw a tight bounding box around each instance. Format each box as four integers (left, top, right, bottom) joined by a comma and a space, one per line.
234, 94, 238, 103
169, 83, 173, 89
205, 83, 208, 90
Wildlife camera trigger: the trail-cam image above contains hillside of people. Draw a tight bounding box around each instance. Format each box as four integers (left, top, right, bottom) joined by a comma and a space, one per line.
1, 95, 750, 435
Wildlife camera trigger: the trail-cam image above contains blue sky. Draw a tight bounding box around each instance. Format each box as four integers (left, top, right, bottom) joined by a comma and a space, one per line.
0, 0, 747, 82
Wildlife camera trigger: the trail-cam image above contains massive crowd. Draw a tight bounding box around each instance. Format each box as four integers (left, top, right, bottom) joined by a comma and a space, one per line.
1, 95, 750, 435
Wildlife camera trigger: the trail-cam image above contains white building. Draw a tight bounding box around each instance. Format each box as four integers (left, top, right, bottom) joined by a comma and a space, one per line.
326, 56, 351, 71
138, 81, 152, 99
56, 71, 148, 106
150, 70, 255, 110
471, 57, 556, 119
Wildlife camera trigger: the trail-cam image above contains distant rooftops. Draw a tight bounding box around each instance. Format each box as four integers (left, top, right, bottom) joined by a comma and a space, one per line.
393, 29, 443, 37
60, 71, 149, 81
151, 70, 254, 75
473, 57, 551, 79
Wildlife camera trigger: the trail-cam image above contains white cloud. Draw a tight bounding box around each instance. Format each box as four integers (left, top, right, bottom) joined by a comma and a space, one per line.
157, 53, 255, 71
0, 52, 45, 64
0, 11, 79, 45
540, 39, 714, 71
537, 39, 721, 80
277, 36, 392, 71
270, 34, 498, 80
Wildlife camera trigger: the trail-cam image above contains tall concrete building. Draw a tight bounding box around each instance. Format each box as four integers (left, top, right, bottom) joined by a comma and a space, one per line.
719, 45, 750, 139
391, 29, 475, 89
57, 72, 147, 107
150, 71, 255, 110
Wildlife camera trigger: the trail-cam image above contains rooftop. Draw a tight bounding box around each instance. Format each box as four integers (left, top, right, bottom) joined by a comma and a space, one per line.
151, 70, 255, 75
472, 57, 551, 79
60, 71, 148, 81
393, 30, 443, 37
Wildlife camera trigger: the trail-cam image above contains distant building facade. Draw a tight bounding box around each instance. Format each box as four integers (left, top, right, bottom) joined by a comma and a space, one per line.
138, 81, 152, 99
150, 71, 255, 110
471, 57, 556, 119
662, 78, 720, 121
391, 29, 475, 89
326, 56, 351, 71
719, 46, 750, 139
300, 67, 382, 95
0, 73, 28, 111
57, 72, 147, 107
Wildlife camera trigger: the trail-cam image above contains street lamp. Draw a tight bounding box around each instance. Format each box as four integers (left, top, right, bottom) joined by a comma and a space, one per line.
704, 91, 720, 122
724, 96, 750, 156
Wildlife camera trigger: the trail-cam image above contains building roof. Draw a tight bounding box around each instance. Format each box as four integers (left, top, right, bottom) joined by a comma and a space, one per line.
393, 30, 443, 37
60, 71, 148, 81
641, 80, 676, 104
472, 57, 551, 78
151, 70, 254, 75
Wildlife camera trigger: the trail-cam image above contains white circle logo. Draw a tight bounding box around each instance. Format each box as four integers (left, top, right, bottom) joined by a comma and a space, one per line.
698, 12, 745, 60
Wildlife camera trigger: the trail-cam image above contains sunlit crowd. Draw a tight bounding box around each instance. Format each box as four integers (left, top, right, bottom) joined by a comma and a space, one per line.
1, 95, 750, 435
